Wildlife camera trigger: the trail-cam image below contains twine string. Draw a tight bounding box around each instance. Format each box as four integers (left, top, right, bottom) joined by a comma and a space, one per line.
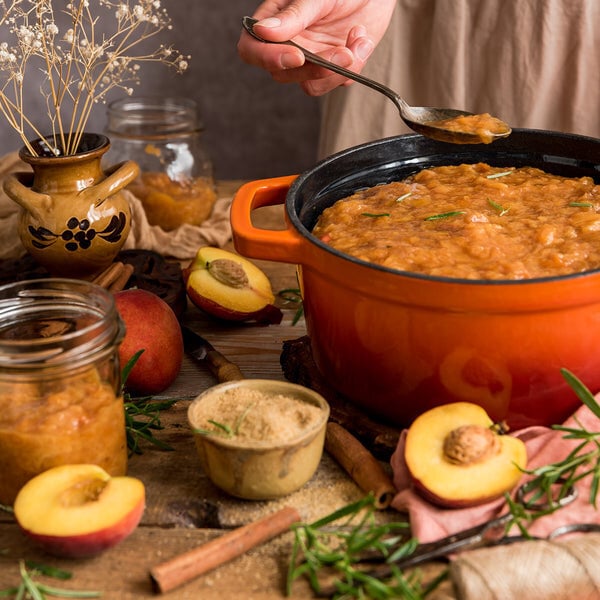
450, 534, 600, 600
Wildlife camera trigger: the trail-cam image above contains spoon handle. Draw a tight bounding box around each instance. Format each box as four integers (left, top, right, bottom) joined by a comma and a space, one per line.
242, 16, 406, 113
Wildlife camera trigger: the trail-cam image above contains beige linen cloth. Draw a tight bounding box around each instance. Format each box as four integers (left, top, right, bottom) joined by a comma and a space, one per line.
0, 152, 232, 261
319, 0, 600, 158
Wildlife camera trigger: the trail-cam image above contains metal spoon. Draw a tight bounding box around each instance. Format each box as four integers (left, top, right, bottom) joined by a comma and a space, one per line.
242, 16, 511, 145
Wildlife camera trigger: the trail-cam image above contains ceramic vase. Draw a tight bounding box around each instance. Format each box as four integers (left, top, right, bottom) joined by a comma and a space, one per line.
2, 133, 139, 279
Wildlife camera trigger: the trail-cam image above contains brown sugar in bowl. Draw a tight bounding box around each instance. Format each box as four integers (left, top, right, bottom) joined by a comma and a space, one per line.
230, 129, 600, 431
188, 379, 329, 500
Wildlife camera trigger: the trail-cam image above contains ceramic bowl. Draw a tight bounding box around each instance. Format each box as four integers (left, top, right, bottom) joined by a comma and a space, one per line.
187, 379, 329, 500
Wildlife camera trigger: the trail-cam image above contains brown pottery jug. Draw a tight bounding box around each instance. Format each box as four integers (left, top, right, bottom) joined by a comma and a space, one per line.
2, 133, 139, 279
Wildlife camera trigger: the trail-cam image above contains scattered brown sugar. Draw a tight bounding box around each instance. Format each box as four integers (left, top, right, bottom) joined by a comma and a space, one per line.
192, 387, 323, 445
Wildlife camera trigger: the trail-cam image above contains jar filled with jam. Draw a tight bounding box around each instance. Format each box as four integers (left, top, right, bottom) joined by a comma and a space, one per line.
0, 279, 127, 506
106, 96, 217, 231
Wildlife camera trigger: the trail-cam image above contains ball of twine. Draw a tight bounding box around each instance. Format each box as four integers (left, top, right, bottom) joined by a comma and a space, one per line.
450, 534, 600, 600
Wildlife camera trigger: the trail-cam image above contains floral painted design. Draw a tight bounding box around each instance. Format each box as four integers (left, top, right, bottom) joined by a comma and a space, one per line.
28, 213, 128, 251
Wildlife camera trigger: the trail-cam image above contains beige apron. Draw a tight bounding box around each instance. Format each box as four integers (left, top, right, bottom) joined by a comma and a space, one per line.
318, 0, 600, 158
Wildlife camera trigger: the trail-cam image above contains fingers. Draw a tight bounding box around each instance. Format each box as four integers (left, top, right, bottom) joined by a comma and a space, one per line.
302, 27, 375, 96
237, 1, 376, 96
237, 32, 305, 72
238, 0, 327, 71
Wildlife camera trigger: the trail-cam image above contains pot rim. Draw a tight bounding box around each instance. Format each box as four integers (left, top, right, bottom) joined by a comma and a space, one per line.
19, 133, 110, 163
285, 128, 600, 287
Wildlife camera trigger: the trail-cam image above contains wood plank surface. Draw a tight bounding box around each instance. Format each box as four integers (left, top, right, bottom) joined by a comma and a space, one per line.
0, 182, 453, 599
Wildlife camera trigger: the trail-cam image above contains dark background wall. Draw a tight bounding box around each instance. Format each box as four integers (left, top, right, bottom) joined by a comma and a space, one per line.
0, 1, 321, 181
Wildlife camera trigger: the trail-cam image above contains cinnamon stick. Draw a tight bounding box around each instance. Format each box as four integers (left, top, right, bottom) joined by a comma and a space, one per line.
325, 422, 396, 509
150, 506, 301, 594
91, 261, 134, 293
107, 262, 134, 293
92, 261, 125, 289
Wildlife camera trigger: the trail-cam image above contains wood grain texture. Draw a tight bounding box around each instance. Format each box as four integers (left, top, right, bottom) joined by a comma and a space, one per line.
0, 198, 453, 599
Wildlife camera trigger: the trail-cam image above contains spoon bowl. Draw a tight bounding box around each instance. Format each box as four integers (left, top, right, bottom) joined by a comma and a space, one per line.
242, 16, 511, 145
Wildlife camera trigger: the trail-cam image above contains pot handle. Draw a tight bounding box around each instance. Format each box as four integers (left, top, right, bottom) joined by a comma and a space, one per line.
231, 175, 306, 263
2, 173, 52, 222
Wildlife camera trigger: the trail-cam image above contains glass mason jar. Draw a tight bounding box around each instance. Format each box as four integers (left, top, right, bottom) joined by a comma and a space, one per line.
106, 96, 217, 231
0, 279, 127, 506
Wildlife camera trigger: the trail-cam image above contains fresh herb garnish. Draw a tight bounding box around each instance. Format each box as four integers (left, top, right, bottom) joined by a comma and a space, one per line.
487, 197, 510, 216
423, 210, 466, 221
277, 288, 304, 325
0, 561, 101, 599
362, 212, 390, 218
486, 170, 514, 179
124, 398, 176, 455
569, 201, 593, 208
195, 404, 254, 439
505, 368, 600, 533
121, 351, 176, 455
286, 494, 447, 599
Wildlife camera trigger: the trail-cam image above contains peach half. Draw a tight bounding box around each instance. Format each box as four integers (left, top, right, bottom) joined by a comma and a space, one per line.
184, 246, 282, 323
13, 464, 145, 558
404, 402, 527, 508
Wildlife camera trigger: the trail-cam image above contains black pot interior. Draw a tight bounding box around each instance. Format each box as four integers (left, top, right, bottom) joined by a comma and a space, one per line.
288, 129, 600, 234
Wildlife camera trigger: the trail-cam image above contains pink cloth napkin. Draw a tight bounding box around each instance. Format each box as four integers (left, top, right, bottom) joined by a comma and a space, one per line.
390, 404, 600, 542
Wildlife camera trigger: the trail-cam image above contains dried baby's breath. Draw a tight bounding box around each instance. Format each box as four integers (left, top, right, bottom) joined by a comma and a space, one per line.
0, 0, 190, 156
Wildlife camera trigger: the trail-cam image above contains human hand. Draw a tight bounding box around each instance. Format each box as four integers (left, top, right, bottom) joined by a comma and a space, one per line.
237, 0, 396, 96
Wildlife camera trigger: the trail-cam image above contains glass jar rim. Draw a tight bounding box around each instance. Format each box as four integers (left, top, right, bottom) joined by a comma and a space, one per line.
106, 96, 203, 139
0, 278, 124, 372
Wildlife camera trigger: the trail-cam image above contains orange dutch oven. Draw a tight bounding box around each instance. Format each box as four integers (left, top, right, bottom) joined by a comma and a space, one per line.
231, 130, 600, 429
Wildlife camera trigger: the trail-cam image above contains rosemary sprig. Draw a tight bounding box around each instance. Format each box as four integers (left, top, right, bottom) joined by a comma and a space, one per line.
423, 211, 466, 221
286, 494, 447, 599
396, 192, 413, 202
361, 212, 390, 218
487, 197, 510, 216
569, 201, 593, 208
486, 170, 514, 179
506, 367, 600, 532
121, 351, 176, 455
0, 561, 100, 599
194, 404, 254, 439
124, 398, 176, 455
277, 288, 304, 325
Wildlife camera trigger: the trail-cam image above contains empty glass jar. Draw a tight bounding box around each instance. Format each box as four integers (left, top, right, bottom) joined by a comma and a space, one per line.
0, 279, 127, 505
106, 96, 217, 231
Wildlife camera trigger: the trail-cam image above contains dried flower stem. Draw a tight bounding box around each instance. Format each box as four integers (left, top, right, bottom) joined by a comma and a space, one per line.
0, 0, 190, 156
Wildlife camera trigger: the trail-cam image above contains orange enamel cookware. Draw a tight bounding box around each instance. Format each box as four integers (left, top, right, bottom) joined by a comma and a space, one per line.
231, 130, 600, 429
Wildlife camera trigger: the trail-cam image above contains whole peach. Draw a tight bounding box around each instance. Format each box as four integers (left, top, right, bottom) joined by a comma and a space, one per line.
114, 289, 183, 395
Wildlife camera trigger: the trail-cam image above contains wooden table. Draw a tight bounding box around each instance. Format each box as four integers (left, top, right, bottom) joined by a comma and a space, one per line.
0, 182, 452, 599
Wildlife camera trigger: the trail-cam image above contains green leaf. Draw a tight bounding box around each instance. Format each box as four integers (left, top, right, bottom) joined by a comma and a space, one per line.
37, 583, 102, 598
423, 210, 466, 221
560, 368, 600, 419
120, 349, 144, 391
24, 562, 71, 580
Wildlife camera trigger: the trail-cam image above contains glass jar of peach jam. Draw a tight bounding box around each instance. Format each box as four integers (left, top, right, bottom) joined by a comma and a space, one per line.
106, 96, 217, 231
0, 279, 127, 506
